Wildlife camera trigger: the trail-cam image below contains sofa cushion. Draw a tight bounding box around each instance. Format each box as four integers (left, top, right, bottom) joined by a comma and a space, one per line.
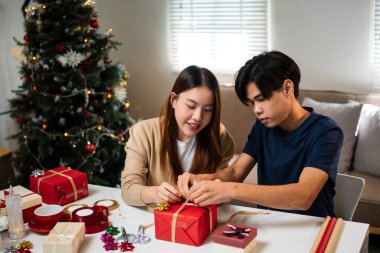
302, 97, 363, 173
353, 103, 380, 177
350, 170, 380, 205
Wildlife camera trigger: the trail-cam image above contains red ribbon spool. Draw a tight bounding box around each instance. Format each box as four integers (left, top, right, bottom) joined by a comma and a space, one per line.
71, 206, 109, 234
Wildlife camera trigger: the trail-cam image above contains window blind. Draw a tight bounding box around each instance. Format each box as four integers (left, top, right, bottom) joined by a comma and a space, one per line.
373, 0, 380, 86
169, 0, 267, 73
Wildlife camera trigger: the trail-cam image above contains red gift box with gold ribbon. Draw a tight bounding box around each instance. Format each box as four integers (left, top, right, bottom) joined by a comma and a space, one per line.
30, 167, 89, 205
154, 202, 217, 246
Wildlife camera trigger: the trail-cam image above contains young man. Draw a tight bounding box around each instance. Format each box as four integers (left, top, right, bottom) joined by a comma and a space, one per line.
177, 51, 343, 217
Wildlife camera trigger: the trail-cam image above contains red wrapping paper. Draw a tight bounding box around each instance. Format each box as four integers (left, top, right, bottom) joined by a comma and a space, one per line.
212, 223, 257, 248
154, 203, 217, 246
30, 167, 88, 205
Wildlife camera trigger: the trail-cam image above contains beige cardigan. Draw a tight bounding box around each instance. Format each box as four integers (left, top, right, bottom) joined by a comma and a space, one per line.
121, 117, 235, 206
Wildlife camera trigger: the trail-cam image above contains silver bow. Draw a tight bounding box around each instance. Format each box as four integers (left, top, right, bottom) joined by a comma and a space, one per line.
31, 169, 45, 177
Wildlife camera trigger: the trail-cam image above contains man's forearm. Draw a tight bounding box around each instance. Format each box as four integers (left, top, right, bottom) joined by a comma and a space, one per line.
198, 166, 240, 182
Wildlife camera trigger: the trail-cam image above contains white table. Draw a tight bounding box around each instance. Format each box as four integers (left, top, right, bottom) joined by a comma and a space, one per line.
0, 184, 369, 253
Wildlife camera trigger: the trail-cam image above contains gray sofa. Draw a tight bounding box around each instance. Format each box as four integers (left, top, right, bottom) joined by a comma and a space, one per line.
220, 86, 380, 232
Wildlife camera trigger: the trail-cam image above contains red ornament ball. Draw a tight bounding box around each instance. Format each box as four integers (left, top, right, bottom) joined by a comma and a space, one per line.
82, 108, 89, 117
89, 19, 99, 28
56, 43, 66, 52
85, 144, 95, 153
23, 34, 29, 41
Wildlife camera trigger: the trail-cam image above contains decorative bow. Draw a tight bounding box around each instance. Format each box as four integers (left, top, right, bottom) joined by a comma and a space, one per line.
116, 227, 130, 242
155, 202, 169, 211
105, 225, 119, 235
18, 241, 33, 250
1, 246, 16, 253
31, 169, 45, 177
223, 224, 251, 238
119, 241, 135, 252
100, 233, 118, 251
0, 199, 5, 208
127, 225, 151, 244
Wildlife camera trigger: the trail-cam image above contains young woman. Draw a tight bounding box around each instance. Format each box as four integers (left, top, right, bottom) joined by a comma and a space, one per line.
121, 65, 235, 206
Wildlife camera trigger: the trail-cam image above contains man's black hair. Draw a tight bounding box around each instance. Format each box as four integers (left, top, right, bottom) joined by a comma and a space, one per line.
235, 51, 301, 106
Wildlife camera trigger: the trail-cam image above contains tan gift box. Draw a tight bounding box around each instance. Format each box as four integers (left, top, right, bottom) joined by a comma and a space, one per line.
0, 185, 42, 223
43, 222, 85, 253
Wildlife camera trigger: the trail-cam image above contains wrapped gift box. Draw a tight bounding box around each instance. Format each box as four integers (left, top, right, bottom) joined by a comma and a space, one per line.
0, 185, 42, 223
212, 223, 257, 253
43, 222, 85, 253
154, 203, 217, 246
30, 167, 89, 205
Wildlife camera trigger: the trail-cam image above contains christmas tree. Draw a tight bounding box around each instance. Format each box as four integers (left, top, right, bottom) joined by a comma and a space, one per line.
5, 0, 134, 187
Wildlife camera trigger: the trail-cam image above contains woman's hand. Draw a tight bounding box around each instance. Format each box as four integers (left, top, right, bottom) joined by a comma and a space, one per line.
177, 172, 202, 199
142, 182, 181, 204
155, 182, 182, 204
188, 179, 231, 206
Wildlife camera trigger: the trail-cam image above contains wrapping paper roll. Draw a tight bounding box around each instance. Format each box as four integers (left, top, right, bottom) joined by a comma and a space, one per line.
309, 216, 331, 253
324, 218, 344, 253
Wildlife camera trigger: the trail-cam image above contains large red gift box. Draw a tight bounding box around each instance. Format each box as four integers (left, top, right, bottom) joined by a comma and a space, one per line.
0, 185, 42, 223
154, 203, 217, 246
30, 167, 89, 205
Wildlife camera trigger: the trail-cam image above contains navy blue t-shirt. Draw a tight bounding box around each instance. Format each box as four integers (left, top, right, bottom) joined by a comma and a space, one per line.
243, 107, 343, 217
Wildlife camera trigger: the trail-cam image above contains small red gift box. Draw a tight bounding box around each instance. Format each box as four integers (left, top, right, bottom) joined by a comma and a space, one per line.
0, 185, 42, 223
30, 167, 89, 205
154, 203, 217, 246
212, 223, 257, 253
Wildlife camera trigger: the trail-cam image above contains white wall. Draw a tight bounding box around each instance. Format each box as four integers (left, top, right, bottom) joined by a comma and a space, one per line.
269, 0, 374, 93
0, 0, 378, 150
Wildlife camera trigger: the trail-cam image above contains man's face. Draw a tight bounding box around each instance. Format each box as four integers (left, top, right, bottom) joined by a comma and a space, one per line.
245, 81, 291, 128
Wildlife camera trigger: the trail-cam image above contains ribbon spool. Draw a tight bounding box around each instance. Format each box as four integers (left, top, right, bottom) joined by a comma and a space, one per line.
72, 206, 109, 234
93, 199, 119, 211
63, 203, 88, 221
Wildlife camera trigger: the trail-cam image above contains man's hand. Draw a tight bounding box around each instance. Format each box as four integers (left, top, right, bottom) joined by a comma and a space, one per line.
151, 182, 181, 204
177, 172, 202, 199
188, 179, 231, 206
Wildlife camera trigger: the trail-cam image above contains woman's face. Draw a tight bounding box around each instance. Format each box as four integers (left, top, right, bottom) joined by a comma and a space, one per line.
171, 86, 214, 142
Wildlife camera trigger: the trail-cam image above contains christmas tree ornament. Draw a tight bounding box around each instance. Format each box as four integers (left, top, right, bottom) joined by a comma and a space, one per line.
114, 86, 127, 102
89, 19, 99, 28
123, 71, 130, 80
85, 144, 95, 153
23, 34, 29, 41
120, 80, 127, 88
82, 108, 89, 117
57, 49, 86, 68
56, 43, 66, 52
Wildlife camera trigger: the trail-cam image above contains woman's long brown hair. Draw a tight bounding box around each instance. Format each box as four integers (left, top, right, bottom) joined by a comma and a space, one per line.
159, 65, 223, 183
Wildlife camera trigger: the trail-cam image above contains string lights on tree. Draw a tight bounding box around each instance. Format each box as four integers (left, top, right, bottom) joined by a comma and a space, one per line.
4, 0, 135, 187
